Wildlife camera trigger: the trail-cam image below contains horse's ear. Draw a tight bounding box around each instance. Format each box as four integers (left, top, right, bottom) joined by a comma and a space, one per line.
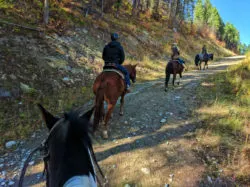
81, 107, 94, 121
134, 63, 138, 68
37, 104, 59, 130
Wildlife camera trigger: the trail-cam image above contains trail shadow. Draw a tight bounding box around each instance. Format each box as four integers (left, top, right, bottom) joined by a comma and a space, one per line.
95, 120, 203, 162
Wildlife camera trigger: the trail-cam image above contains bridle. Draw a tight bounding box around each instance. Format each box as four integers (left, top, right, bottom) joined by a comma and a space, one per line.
18, 118, 108, 187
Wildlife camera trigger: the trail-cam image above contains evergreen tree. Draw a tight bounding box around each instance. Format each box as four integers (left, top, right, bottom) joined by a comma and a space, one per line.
207, 7, 221, 32
223, 22, 240, 51
203, 0, 212, 23
193, 0, 204, 25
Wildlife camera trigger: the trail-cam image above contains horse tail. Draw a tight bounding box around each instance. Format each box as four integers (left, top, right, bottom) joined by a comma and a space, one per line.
165, 70, 171, 86
195, 54, 199, 66
210, 54, 214, 60
93, 81, 106, 131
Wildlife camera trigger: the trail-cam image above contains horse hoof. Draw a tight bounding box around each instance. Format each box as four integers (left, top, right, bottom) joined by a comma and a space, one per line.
111, 113, 114, 119
119, 112, 124, 116
164, 88, 168, 92
177, 82, 180, 85
102, 130, 108, 139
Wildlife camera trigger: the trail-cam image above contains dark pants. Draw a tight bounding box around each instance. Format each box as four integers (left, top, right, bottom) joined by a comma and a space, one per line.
177, 58, 185, 64
116, 64, 131, 87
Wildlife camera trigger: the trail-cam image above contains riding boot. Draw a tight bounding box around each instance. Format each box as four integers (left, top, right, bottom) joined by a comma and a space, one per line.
126, 85, 131, 93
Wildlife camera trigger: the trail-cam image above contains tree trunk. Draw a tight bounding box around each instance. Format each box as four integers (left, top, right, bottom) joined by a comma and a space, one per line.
137, 0, 141, 16
116, 0, 122, 18
132, 0, 137, 15
44, 0, 49, 25
146, 0, 151, 10
101, 0, 104, 17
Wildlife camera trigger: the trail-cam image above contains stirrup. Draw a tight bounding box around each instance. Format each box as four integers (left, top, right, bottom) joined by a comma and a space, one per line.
125, 86, 131, 93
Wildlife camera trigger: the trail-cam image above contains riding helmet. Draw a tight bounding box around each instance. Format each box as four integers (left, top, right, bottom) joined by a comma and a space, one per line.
111, 33, 119, 41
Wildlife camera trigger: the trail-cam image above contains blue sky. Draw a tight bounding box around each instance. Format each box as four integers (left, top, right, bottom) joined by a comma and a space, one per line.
210, 0, 250, 45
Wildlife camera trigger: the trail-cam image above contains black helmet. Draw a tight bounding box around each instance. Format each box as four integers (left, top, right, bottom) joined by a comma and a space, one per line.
111, 33, 119, 41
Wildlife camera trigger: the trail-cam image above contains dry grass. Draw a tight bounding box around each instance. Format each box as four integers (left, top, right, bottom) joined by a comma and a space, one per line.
195, 53, 250, 186
97, 137, 204, 187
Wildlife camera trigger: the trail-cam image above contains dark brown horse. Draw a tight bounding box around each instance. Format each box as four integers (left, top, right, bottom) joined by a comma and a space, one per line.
165, 60, 184, 91
93, 64, 137, 139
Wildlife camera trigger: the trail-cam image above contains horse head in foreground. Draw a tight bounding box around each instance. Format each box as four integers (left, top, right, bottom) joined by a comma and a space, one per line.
19, 104, 106, 187
195, 53, 214, 70
165, 60, 184, 91
93, 64, 137, 139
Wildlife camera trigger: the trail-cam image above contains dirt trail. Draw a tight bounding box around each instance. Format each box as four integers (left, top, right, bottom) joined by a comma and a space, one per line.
0, 56, 245, 187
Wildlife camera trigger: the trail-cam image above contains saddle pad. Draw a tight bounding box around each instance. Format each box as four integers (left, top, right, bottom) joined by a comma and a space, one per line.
103, 69, 125, 79
199, 53, 203, 60
63, 175, 97, 187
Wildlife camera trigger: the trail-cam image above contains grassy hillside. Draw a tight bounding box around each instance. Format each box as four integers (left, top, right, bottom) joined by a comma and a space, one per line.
0, 1, 234, 149
195, 54, 250, 186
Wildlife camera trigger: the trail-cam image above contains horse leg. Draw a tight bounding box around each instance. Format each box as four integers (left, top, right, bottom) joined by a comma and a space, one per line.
165, 73, 170, 91
102, 103, 115, 139
172, 73, 176, 86
177, 73, 182, 85
119, 93, 125, 116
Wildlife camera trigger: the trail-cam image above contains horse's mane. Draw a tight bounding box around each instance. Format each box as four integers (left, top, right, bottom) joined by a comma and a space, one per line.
64, 111, 92, 146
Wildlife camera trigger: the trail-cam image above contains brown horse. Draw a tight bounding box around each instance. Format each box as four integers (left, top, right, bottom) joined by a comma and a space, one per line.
93, 64, 137, 139
165, 60, 184, 91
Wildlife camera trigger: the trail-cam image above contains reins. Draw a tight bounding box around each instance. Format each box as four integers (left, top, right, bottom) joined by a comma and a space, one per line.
18, 118, 108, 187
18, 142, 45, 187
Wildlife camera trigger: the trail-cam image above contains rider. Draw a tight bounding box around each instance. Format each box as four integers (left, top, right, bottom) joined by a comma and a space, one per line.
102, 33, 131, 92
171, 43, 185, 68
201, 45, 208, 59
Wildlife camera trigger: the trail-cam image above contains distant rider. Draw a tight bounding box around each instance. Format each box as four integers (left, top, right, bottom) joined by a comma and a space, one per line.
171, 43, 185, 68
201, 45, 208, 59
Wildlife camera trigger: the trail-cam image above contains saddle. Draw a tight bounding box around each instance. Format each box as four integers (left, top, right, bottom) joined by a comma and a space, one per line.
103, 64, 125, 79
171, 59, 183, 65
199, 53, 208, 61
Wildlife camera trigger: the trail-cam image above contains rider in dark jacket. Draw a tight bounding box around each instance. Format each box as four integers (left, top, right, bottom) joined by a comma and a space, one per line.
102, 33, 131, 91
201, 45, 208, 59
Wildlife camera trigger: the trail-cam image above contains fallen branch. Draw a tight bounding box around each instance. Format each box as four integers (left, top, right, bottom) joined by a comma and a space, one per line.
0, 20, 43, 32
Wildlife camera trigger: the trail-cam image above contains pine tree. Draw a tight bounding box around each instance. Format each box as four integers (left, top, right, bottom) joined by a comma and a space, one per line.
193, 0, 204, 25
203, 0, 212, 23
207, 7, 221, 32
223, 22, 240, 51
